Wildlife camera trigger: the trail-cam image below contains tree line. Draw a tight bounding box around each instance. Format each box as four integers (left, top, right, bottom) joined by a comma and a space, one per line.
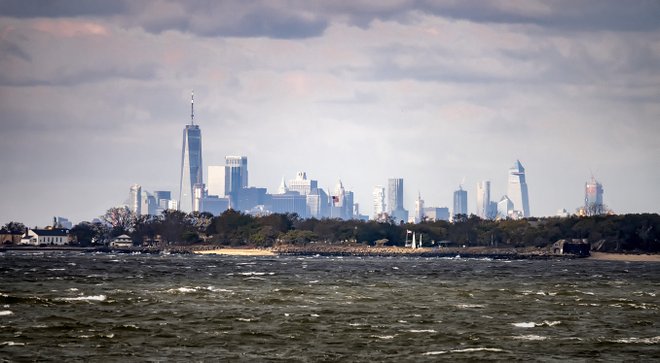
4, 208, 659, 252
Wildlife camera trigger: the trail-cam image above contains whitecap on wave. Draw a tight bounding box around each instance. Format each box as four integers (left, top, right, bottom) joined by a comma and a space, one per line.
512, 320, 561, 328
407, 329, 437, 333
512, 334, 548, 341
609, 336, 660, 344
423, 347, 505, 355
61, 295, 107, 302
0, 310, 13, 316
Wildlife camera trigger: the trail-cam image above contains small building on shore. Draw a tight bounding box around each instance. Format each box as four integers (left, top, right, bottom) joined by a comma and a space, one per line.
110, 234, 134, 248
21, 228, 71, 246
552, 239, 590, 256
0, 229, 23, 245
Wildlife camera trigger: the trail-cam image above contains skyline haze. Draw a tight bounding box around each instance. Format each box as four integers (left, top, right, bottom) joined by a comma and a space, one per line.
1, 1, 659, 226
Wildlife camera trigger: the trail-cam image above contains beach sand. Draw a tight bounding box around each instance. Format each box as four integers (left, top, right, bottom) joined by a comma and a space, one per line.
588, 252, 660, 262
193, 248, 275, 256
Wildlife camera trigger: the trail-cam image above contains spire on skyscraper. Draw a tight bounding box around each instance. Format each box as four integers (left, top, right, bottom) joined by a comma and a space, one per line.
190, 90, 195, 125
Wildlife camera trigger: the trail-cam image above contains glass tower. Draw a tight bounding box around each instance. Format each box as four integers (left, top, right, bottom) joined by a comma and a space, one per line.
507, 160, 530, 217
476, 181, 491, 219
453, 186, 468, 218
178, 92, 203, 213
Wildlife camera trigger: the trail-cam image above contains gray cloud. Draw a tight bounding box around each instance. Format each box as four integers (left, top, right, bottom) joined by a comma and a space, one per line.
0, 0, 127, 18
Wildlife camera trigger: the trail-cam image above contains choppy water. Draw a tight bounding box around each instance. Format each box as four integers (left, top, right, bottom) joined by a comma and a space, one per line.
1, 252, 658, 362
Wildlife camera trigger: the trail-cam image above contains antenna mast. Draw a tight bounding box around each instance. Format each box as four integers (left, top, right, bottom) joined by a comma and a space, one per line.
191, 90, 195, 125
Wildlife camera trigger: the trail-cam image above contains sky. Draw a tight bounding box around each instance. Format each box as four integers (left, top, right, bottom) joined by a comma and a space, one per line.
1, 0, 659, 227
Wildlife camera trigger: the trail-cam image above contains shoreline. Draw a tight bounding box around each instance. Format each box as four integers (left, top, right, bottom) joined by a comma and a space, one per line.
2, 245, 658, 261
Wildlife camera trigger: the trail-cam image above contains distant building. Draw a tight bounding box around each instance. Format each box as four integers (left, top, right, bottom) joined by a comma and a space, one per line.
153, 191, 172, 211
129, 184, 142, 215
198, 195, 230, 215
412, 193, 424, 223
0, 228, 23, 245
507, 160, 530, 217
476, 181, 491, 219
388, 178, 408, 224
237, 187, 267, 211
225, 156, 248, 207
269, 191, 307, 218
142, 192, 158, 216
207, 165, 227, 197
288, 172, 317, 196
55, 216, 73, 229
453, 186, 468, 219
584, 176, 604, 215
179, 92, 203, 213
21, 228, 71, 246
423, 207, 450, 222
372, 186, 386, 220
497, 195, 514, 219
330, 179, 353, 220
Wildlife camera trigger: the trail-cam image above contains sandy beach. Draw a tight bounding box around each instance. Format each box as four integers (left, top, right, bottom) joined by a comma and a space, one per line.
588, 252, 660, 262
193, 248, 275, 256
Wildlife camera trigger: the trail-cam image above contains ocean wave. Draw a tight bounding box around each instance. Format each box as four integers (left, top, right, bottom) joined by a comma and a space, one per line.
371, 335, 396, 340
455, 304, 485, 309
512, 334, 548, 341
61, 295, 107, 302
2, 341, 25, 346
512, 321, 561, 328
423, 347, 505, 355
608, 336, 660, 344
0, 310, 13, 316
408, 329, 437, 333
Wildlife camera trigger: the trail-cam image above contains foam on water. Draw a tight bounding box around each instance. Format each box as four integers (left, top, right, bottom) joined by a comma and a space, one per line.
0, 310, 13, 316
512, 334, 548, 341
62, 295, 107, 302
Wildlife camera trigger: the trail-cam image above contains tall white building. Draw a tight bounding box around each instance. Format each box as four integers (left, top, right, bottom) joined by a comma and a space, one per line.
476, 181, 491, 219
288, 172, 317, 196
497, 195, 514, 219
507, 160, 530, 217
372, 186, 386, 220
129, 184, 142, 215
207, 165, 227, 197
413, 192, 424, 223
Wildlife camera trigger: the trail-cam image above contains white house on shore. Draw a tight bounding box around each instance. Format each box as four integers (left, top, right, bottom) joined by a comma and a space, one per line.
110, 234, 133, 248
20, 228, 71, 246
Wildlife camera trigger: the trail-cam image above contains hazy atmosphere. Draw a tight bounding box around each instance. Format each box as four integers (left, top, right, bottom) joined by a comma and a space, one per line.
1, 0, 659, 226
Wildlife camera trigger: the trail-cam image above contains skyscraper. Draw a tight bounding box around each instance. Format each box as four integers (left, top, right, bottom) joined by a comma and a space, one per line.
129, 184, 141, 215
507, 160, 530, 217
387, 178, 408, 223
178, 91, 203, 213
584, 176, 604, 215
476, 181, 491, 219
372, 186, 385, 220
207, 165, 227, 197
453, 186, 468, 219
225, 156, 248, 207
413, 192, 424, 223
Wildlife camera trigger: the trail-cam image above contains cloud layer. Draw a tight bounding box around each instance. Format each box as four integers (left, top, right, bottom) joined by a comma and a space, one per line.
1, 1, 659, 225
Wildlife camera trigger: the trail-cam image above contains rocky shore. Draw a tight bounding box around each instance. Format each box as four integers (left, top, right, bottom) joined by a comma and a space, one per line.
270, 244, 579, 260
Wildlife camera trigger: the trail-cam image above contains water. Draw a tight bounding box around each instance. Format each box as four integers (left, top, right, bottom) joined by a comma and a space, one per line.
1, 252, 658, 361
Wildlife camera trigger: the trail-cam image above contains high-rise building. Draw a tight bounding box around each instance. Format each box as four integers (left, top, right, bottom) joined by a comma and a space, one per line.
179, 91, 203, 213
207, 166, 227, 197
288, 172, 318, 196
372, 186, 386, 220
453, 186, 468, 219
584, 176, 604, 215
476, 181, 491, 219
387, 178, 408, 224
507, 160, 530, 217
413, 192, 424, 223
129, 184, 142, 215
154, 191, 171, 211
225, 156, 248, 208
423, 207, 450, 222
387, 178, 404, 213
497, 195, 514, 219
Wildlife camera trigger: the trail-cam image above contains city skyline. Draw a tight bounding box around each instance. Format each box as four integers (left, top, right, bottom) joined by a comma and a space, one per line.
1, 1, 659, 226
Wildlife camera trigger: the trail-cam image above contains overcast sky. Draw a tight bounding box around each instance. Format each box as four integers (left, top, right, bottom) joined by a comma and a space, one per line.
1, 0, 659, 227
